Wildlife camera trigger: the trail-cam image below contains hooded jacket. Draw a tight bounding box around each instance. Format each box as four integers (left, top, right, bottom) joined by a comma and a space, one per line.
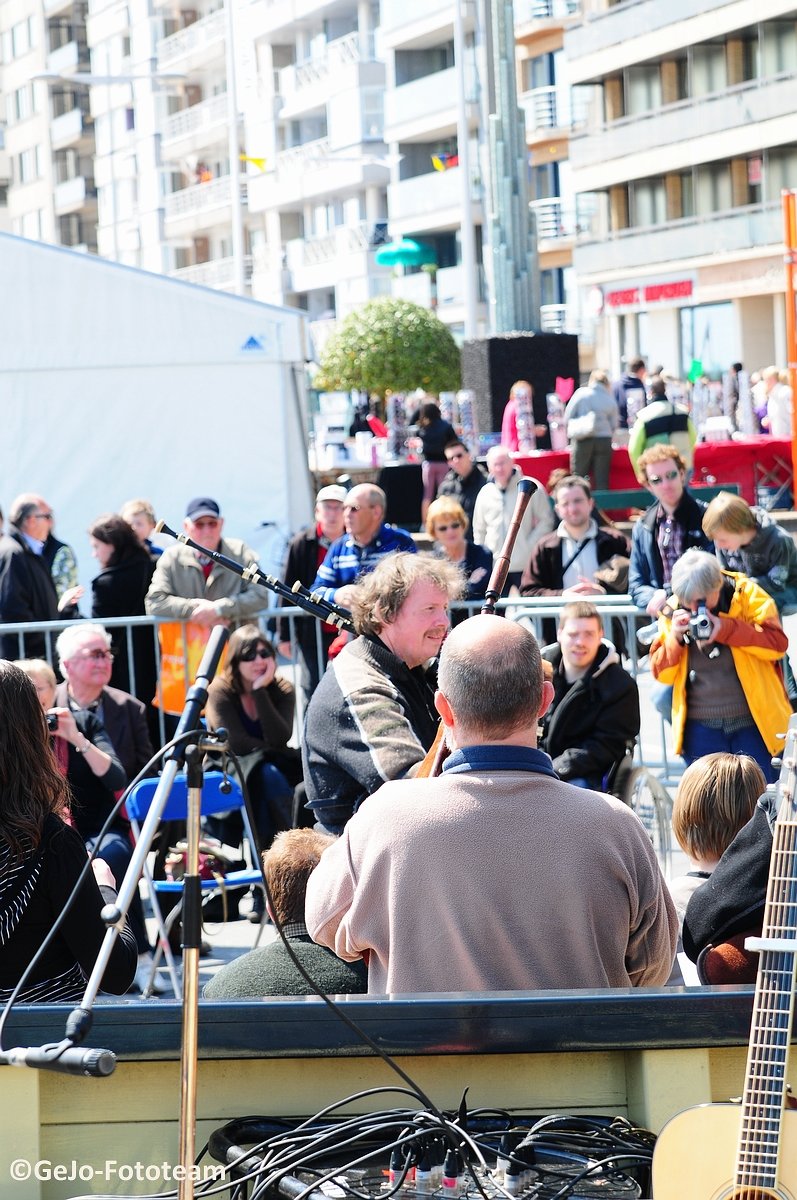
714, 507, 797, 610
540, 640, 641, 783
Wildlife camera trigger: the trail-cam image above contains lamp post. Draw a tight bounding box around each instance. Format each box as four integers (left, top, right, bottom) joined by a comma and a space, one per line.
452, 0, 479, 338
224, 0, 246, 296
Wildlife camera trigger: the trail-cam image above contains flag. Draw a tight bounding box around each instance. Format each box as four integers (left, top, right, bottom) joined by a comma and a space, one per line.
239, 154, 267, 172
431, 153, 459, 172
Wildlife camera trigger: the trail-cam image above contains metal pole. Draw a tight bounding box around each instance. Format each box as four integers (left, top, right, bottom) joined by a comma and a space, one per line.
782, 189, 797, 493
224, 0, 246, 295
177, 745, 203, 1200
453, 0, 478, 337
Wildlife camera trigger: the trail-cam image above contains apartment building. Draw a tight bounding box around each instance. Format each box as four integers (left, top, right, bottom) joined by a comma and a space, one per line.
238, 0, 392, 346
1, 0, 98, 250
566, 0, 797, 377
378, 0, 487, 335
515, 0, 583, 340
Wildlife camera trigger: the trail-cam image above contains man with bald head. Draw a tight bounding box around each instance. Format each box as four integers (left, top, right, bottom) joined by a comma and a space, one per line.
311, 483, 416, 609
306, 615, 676, 994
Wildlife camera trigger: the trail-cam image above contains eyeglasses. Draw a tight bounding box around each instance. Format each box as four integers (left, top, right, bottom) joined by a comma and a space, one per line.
647, 470, 680, 485
435, 522, 462, 533
445, 452, 466, 462
33, 511, 54, 520
77, 649, 114, 662
240, 646, 273, 662
344, 503, 368, 513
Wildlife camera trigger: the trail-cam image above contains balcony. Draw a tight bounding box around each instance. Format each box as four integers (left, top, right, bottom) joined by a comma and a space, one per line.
569, 72, 797, 189
50, 106, 91, 150
163, 174, 244, 234
249, 139, 390, 211
278, 33, 383, 119
44, 0, 73, 15
385, 66, 477, 143
53, 175, 95, 214
380, 0, 475, 50
170, 254, 253, 290
514, 0, 579, 21
521, 85, 589, 141
160, 93, 229, 154
157, 9, 225, 72
574, 201, 784, 279
252, 0, 361, 40
567, 0, 756, 83
530, 198, 579, 246
283, 221, 387, 292
387, 165, 481, 235
46, 40, 87, 76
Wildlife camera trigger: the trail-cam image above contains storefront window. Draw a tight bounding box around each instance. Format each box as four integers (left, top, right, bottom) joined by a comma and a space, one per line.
680, 302, 734, 379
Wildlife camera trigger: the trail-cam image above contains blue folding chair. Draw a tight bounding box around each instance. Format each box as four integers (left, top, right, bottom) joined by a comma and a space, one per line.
126, 771, 265, 997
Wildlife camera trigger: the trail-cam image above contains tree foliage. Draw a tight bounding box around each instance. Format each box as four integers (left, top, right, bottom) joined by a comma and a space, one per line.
316, 298, 461, 399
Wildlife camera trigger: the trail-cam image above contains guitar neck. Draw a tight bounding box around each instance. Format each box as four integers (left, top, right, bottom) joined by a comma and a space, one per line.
736, 736, 797, 1191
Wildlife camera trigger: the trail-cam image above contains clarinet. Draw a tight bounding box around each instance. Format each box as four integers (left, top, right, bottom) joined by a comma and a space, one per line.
155, 521, 355, 634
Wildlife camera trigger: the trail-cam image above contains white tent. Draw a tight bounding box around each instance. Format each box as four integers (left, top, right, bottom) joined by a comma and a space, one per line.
0, 234, 313, 594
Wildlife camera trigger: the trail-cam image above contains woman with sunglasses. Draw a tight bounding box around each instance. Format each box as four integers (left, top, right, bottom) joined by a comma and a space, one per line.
0, 661, 137, 1004
207, 626, 301, 920
426, 498, 492, 622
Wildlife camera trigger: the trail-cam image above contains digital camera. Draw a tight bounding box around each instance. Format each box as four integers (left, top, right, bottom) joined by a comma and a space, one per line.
46, 712, 59, 731
689, 601, 712, 640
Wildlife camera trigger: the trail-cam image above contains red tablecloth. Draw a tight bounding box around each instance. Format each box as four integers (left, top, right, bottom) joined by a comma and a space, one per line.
515, 436, 793, 506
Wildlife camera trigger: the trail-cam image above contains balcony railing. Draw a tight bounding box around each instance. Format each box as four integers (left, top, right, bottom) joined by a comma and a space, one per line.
53, 175, 94, 214
514, 0, 580, 21
157, 9, 225, 69
279, 31, 365, 96
276, 136, 331, 173
50, 107, 87, 149
574, 201, 783, 276
161, 93, 228, 143
530, 197, 579, 241
170, 255, 253, 288
46, 40, 87, 75
164, 174, 243, 221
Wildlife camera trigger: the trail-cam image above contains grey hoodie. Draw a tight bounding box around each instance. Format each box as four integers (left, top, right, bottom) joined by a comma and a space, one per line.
714, 507, 797, 610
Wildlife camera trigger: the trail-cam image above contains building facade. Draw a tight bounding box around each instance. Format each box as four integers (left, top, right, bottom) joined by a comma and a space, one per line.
566, 0, 797, 377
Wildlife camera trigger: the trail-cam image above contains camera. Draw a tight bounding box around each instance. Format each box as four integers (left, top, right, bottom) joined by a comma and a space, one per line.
689, 601, 712, 640
46, 712, 59, 731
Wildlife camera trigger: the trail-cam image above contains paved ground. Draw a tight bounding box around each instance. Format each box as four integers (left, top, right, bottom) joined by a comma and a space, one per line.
139, 613, 797, 1000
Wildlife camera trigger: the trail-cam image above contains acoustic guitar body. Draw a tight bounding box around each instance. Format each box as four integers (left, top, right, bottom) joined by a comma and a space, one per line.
653, 1103, 797, 1199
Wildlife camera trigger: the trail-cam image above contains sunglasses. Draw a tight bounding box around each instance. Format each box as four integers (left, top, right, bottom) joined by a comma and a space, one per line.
240, 646, 273, 662
435, 522, 462, 533
445, 452, 466, 462
647, 470, 680, 484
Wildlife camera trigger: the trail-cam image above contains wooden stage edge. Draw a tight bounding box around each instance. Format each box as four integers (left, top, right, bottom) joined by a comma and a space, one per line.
0, 988, 757, 1198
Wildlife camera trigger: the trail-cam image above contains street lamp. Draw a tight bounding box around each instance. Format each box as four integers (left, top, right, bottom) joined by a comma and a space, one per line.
453, 0, 479, 338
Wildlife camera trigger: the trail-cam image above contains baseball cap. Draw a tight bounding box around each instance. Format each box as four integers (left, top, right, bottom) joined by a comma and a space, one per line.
316, 485, 347, 504
186, 496, 221, 520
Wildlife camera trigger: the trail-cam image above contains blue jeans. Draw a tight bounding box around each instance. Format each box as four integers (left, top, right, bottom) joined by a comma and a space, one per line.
682, 720, 777, 783
85, 829, 150, 955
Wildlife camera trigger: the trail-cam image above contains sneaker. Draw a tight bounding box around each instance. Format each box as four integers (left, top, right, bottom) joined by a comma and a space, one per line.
130, 954, 169, 997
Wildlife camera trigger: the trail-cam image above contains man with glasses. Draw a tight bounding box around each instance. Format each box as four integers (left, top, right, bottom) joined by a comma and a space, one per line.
0, 494, 61, 659
311, 484, 415, 609
146, 496, 265, 628
54, 623, 154, 785
629, 445, 713, 618
437, 440, 487, 529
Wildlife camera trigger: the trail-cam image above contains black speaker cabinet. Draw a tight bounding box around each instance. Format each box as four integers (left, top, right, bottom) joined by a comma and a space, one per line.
461, 333, 580, 450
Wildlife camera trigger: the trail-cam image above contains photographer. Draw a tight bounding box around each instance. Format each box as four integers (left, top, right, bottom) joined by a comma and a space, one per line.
649, 549, 791, 781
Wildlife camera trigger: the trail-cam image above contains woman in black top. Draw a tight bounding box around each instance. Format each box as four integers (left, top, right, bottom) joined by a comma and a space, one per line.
413, 400, 456, 523
89, 513, 157, 706
0, 662, 136, 1003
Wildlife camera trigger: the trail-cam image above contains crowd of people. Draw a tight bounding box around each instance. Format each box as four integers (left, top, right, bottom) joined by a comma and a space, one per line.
0, 399, 795, 1004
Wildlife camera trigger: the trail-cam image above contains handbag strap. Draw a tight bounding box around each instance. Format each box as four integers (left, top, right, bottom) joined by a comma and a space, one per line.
561, 537, 591, 577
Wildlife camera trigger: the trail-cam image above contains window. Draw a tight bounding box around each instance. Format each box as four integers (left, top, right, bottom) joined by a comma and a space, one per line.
625, 64, 661, 115
17, 146, 42, 184
765, 146, 797, 198
691, 43, 726, 96
680, 303, 734, 380
631, 177, 666, 227
21, 209, 42, 240
695, 161, 732, 215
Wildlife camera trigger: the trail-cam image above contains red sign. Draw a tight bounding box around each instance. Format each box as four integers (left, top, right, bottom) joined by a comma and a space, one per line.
603, 278, 693, 310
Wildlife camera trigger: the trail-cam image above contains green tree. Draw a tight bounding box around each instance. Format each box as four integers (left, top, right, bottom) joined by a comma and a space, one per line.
316, 297, 461, 399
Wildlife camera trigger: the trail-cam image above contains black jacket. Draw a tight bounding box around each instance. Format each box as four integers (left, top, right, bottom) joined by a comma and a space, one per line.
437, 465, 488, 528
0, 532, 59, 659
91, 552, 157, 702
628, 490, 712, 611
277, 525, 337, 679
540, 642, 641, 784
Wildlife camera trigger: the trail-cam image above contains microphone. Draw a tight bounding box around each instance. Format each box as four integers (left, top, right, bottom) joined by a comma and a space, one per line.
2, 1043, 117, 1077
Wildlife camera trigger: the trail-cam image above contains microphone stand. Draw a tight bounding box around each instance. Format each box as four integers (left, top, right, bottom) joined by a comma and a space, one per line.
0, 627, 231, 1155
